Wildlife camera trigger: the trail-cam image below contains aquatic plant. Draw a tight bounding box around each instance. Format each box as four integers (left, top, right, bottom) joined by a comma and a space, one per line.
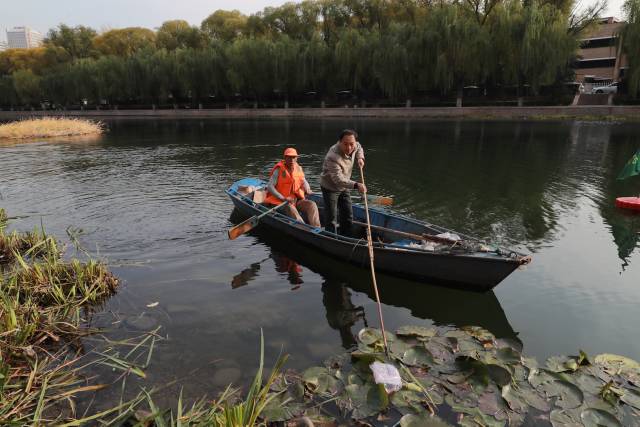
259, 325, 640, 426
0, 210, 122, 424
0, 117, 104, 140
129, 330, 289, 427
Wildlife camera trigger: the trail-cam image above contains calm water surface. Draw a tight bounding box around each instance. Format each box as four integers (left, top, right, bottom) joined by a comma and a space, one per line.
1, 118, 639, 405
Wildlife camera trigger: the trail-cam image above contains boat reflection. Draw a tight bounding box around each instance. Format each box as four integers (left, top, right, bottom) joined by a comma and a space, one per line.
229, 210, 521, 348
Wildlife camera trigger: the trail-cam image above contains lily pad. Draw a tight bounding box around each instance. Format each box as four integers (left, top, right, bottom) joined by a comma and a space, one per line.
621, 389, 640, 410
541, 380, 584, 409
302, 366, 330, 389
488, 364, 513, 387
461, 326, 496, 342
396, 325, 437, 339
496, 347, 521, 365
595, 354, 640, 380
261, 392, 305, 421
573, 372, 606, 396
399, 414, 453, 427
550, 408, 582, 427
358, 328, 383, 346
478, 390, 508, 417
547, 355, 577, 373
518, 384, 551, 411
501, 384, 528, 413
580, 408, 623, 427
403, 346, 436, 367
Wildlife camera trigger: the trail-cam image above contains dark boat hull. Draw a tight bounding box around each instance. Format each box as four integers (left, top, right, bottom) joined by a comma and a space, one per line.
227, 179, 525, 292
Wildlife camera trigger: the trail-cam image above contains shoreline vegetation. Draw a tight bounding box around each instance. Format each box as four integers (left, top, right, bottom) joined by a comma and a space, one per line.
2, 209, 640, 426
1, 1, 639, 112
0, 117, 104, 140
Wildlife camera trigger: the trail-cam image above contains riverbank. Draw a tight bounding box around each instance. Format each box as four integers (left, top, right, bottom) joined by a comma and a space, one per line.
1, 105, 640, 121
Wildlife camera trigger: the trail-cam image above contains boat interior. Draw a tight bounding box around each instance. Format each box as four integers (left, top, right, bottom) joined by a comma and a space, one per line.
233, 182, 483, 254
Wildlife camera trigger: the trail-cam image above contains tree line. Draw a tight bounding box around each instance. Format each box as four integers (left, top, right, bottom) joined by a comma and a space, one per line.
0, 0, 638, 109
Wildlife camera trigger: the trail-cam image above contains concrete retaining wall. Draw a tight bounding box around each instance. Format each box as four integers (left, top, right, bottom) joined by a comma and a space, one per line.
1, 106, 639, 120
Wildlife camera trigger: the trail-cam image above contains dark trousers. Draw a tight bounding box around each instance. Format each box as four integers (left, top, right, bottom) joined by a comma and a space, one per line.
321, 186, 353, 236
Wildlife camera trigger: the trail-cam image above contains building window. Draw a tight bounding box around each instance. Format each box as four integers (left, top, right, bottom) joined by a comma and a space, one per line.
575, 58, 617, 69
580, 37, 617, 49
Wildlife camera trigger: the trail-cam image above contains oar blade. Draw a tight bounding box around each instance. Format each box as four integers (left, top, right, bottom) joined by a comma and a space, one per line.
228, 217, 258, 240
369, 195, 393, 206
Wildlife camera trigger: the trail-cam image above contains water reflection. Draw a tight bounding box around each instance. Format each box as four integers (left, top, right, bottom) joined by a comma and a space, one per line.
229, 212, 522, 349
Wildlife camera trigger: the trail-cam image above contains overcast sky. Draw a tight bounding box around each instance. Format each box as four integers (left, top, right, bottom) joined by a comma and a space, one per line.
1, 0, 626, 41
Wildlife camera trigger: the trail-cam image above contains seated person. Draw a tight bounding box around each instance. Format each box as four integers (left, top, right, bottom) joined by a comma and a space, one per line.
264, 148, 321, 228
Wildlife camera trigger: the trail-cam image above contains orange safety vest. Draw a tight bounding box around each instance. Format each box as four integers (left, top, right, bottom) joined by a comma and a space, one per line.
265, 161, 306, 205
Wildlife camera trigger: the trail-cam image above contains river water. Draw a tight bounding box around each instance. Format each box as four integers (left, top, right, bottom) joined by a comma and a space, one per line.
1, 118, 639, 405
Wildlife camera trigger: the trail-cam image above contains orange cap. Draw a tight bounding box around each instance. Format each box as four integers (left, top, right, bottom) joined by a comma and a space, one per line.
284, 147, 298, 157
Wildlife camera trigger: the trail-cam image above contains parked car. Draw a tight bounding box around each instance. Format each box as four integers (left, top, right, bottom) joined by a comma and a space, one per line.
593, 82, 619, 94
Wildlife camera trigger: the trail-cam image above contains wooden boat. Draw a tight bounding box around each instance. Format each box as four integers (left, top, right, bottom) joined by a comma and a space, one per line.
227, 178, 531, 292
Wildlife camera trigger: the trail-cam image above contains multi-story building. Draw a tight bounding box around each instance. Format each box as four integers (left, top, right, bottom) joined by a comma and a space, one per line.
6, 26, 43, 49
575, 17, 628, 84
575, 17, 628, 86
0, 40, 8, 51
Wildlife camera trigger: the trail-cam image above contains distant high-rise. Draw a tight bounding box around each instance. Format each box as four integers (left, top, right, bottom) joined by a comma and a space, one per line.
6, 26, 43, 49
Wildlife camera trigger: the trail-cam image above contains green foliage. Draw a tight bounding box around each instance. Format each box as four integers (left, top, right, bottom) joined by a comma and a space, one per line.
93, 27, 156, 57
201, 9, 248, 42
0, 0, 615, 106
157, 20, 207, 50
44, 24, 98, 59
12, 69, 41, 105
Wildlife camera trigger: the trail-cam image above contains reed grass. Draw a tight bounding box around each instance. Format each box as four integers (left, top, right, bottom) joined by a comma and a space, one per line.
0, 209, 122, 424
0, 117, 104, 140
126, 330, 288, 427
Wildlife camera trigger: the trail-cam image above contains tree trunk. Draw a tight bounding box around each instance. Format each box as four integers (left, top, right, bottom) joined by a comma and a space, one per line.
405, 99, 412, 108
321, 100, 326, 108
456, 84, 463, 108
517, 97, 524, 107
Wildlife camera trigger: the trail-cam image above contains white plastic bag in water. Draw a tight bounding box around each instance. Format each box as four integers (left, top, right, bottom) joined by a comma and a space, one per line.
370, 361, 402, 393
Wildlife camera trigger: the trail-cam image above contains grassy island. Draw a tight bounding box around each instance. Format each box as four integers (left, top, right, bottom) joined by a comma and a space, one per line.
0, 117, 103, 140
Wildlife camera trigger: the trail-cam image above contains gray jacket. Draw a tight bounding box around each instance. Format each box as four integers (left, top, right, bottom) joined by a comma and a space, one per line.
319, 141, 365, 192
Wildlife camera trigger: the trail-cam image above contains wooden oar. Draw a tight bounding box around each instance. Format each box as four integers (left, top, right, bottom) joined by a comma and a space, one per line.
359, 165, 390, 356
228, 202, 287, 240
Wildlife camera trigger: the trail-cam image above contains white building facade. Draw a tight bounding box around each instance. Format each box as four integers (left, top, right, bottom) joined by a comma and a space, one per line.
6, 26, 43, 49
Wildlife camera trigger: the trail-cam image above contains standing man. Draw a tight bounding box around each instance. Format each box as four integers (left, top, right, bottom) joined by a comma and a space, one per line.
265, 147, 321, 227
320, 129, 366, 236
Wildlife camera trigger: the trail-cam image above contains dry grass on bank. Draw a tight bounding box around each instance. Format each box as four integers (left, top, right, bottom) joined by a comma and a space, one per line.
0, 117, 104, 140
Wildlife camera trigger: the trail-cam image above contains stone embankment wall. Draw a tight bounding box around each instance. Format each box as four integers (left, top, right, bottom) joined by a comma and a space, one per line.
1, 106, 639, 120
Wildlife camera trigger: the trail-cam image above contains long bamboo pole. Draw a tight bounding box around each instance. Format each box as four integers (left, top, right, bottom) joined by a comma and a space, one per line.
359, 165, 389, 355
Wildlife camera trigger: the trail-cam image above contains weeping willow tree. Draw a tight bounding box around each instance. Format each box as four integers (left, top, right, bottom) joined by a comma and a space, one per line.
0, 0, 601, 107
371, 23, 412, 101
176, 47, 229, 105
298, 33, 331, 94
621, 0, 640, 96
334, 27, 375, 95
226, 37, 275, 103
272, 35, 304, 104
490, 0, 577, 106
426, 3, 490, 107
